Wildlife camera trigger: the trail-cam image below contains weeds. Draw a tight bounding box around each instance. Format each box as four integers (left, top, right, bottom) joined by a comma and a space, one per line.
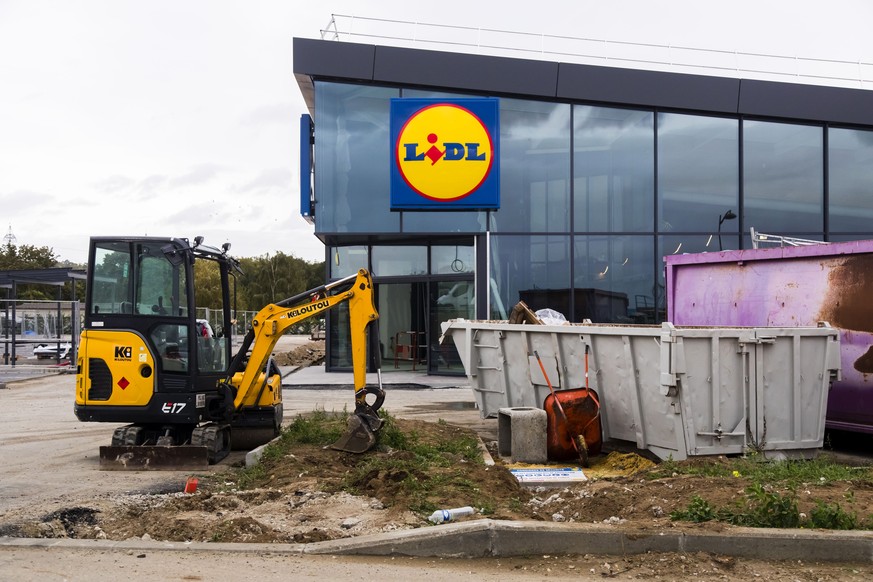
670, 472, 873, 530
235, 408, 487, 517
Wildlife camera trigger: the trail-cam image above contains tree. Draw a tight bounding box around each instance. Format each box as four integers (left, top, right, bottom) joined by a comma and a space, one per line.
0, 242, 58, 270
0, 241, 65, 300
237, 252, 325, 312
193, 259, 224, 310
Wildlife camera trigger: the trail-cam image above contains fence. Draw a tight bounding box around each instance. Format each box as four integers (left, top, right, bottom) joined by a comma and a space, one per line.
1, 299, 81, 366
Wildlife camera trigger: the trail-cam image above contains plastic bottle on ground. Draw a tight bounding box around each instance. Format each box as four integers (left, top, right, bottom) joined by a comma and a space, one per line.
427, 506, 475, 524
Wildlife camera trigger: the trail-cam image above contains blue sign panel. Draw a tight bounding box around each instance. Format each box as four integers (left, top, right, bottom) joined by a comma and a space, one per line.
390, 98, 499, 210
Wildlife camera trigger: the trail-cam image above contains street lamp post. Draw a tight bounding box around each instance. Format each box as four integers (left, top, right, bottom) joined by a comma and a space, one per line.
718, 209, 737, 251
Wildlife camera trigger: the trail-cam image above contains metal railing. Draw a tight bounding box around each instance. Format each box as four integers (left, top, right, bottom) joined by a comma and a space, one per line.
750, 228, 829, 249
1, 299, 81, 367
321, 14, 873, 90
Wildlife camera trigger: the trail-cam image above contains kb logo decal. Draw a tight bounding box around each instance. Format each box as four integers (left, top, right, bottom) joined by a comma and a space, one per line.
391, 98, 499, 210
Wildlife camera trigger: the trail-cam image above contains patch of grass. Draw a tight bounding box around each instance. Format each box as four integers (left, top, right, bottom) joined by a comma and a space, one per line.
234, 408, 489, 518
672, 485, 873, 530
808, 494, 859, 530
727, 484, 801, 528
670, 495, 718, 523
652, 455, 873, 488
281, 408, 348, 446
663, 453, 873, 531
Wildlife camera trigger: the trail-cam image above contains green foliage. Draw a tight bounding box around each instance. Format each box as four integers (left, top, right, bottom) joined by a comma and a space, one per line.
237, 409, 486, 518
237, 252, 325, 312
193, 259, 224, 310
808, 496, 859, 530
728, 484, 801, 528
0, 241, 65, 300
671, 485, 872, 530
665, 454, 873, 531
670, 495, 718, 523
0, 242, 58, 270
281, 408, 347, 445
649, 455, 872, 487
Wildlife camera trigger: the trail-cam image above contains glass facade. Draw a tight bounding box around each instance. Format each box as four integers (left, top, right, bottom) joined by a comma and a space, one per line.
743, 120, 824, 233
493, 99, 571, 232
829, 127, 873, 233
314, 84, 400, 233
312, 80, 873, 372
658, 113, 738, 236
574, 106, 654, 233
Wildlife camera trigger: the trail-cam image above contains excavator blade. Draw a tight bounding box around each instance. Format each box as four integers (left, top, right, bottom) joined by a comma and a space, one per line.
331, 412, 381, 454
99, 446, 209, 471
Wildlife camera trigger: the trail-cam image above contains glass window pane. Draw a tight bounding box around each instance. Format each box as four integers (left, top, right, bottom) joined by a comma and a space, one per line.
574, 106, 654, 233
492, 99, 570, 232
402, 211, 487, 233
574, 235, 654, 323
658, 113, 738, 233
489, 235, 570, 319
431, 245, 474, 274
91, 242, 132, 315
371, 245, 427, 276
329, 246, 368, 279
829, 127, 873, 233
135, 242, 188, 318
314, 82, 400, 234
743, 120, 823, 233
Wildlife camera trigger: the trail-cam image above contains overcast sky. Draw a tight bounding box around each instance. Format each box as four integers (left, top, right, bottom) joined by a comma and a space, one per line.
1, 0, 871, 265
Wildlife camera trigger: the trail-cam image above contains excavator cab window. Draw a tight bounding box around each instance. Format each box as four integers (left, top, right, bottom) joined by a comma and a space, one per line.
90, 241, 189, 318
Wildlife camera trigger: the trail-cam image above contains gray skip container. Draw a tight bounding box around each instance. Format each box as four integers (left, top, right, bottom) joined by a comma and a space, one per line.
440, 320, 841, 461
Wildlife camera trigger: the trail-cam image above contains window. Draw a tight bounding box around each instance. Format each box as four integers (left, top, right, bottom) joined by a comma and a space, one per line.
90, 241, 187, 317
829, 127, 873, 232
489, 235, 570, 319
743, 120, 823, 233
314, 83, 400, 234
371, 246, 428, 276
574, 106, 654, 233
658, 113, 738, 234
492, 99, 571, 232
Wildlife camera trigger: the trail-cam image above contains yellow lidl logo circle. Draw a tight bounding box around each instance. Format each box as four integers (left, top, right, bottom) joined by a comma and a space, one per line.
395, 103, 494, 202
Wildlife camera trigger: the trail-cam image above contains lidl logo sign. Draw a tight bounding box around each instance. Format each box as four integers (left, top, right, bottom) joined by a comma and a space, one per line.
390, 98, 499, 210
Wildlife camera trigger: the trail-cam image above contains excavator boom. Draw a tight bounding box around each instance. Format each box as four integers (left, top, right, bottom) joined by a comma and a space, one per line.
225, 268, 385, 453
75, 235, 385, 469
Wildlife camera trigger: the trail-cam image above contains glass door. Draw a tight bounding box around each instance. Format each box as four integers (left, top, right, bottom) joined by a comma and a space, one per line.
429, 279, 474, 374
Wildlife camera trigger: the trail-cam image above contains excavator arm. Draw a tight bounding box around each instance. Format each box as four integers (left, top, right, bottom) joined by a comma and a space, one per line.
225, 268, 385, 452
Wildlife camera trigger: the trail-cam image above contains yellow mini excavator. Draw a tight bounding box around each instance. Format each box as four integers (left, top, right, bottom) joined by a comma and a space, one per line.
74, 236, 385, 469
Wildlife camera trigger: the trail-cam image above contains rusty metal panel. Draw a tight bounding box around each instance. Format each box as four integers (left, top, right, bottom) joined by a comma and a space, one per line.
666, 240, 873, 434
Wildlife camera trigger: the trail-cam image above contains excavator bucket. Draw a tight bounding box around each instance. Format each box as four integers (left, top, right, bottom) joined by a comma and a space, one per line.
331, 408, 384, 454
98, 445, 209, 471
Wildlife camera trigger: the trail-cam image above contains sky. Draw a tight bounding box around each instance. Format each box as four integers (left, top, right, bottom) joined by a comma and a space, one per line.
1, 0, 871, 265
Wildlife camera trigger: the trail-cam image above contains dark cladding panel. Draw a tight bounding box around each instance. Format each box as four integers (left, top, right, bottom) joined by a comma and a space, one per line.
557, 63, 740, 113
739, 79, 873, 125
293, 38, 375, 80
373, 45, 559, 97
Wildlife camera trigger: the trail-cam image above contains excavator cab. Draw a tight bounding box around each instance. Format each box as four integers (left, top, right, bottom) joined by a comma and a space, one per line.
75, 237, 247, 467
75, 236, 385, 469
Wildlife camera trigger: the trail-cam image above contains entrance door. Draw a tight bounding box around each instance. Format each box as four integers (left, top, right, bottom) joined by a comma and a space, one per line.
429, 279, 474, 374
377, 282, 428, 371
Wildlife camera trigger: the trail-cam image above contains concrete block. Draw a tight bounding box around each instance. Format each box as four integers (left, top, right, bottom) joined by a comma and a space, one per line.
498, 407, 547, 463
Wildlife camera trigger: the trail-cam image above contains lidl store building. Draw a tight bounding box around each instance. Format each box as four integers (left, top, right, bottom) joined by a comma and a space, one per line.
292, 37, 873, 375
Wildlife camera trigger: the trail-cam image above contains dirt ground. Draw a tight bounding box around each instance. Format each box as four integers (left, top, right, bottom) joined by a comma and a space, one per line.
2, 341, 873, 581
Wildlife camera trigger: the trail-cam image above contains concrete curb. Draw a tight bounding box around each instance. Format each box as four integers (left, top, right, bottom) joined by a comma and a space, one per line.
3, 520, 872, 562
